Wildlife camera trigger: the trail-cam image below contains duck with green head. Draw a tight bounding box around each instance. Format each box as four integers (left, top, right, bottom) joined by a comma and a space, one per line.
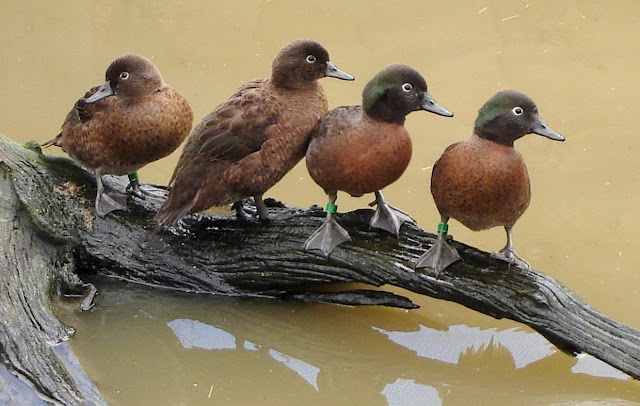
304, 64, 453, 257
154, 39, 354, 230
416, 90, 565, 274
42, 54, 194, 217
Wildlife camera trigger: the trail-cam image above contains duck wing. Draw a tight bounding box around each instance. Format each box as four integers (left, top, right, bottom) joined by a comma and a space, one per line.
157, 79, 280, 228
40, 85, 115, 148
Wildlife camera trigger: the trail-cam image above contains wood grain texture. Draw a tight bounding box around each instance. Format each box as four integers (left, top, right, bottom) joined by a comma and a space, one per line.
0, 133, 637, 405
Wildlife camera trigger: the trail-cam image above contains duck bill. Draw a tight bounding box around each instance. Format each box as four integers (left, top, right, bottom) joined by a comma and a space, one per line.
325, 62, 355, 81
420, 93, 454, 117
532, 117, 565, 141
84, 81, 114, 104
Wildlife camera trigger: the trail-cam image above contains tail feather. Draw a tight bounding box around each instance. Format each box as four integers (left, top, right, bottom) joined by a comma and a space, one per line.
154, 194, 194, 232
40, 133, 62, 148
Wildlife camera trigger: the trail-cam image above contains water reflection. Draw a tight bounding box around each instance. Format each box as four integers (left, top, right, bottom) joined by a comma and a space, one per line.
268, 349, 320, 391
167, 319, 236, 350
382, 379, 442, 406
375, 323, 630, 381
54, 278, 640, 405
167, 318, 321, 391
572, 354, 630, 381
165, 313, 632, 406
243, 340, 260, 351
374, 324, 555, 369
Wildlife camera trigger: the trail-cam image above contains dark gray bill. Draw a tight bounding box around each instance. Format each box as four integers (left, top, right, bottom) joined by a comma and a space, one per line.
532, 116, 565, 141
420, 92, 454, 117
84, 81, 114, 104
325, 62, 355, 81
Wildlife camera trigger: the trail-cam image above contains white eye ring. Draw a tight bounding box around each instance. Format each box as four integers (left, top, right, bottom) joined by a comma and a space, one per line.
120, 72, 130, 80
512, 106, 524, 115
306, 55, 316, 63
402, 83, 413, 92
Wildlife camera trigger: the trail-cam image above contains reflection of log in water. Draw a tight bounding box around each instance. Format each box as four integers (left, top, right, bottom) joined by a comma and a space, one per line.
0, 133, 639, 404
83, 282, 636, 404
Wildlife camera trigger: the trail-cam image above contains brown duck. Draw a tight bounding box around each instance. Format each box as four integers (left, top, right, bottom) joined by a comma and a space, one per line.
416, 90, 565, 274
155, 39, 354, 229
42, 53, 193, 217
304, 64, 453, 256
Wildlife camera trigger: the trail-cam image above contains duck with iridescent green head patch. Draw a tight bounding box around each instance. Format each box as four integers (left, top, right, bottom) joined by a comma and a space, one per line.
415, 90, 565, 275
304, 64, 453, 257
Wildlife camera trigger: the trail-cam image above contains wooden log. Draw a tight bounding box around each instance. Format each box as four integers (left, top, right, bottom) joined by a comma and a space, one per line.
0, 136, 106, 405
0, 132, 638, 404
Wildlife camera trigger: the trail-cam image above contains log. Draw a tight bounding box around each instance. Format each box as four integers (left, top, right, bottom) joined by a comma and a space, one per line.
0, 132, 638, 404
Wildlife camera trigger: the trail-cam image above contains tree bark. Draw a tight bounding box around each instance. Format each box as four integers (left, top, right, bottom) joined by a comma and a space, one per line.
0, 133, 638, 404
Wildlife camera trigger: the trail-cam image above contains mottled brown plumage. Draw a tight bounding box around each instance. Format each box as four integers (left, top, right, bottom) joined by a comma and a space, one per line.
304, 64, 453, 256
306, 106, 413, 197
416, 90, 565, 274
431, 135, 530, 231
155, 39, 354, 229
42, 54, 193, 217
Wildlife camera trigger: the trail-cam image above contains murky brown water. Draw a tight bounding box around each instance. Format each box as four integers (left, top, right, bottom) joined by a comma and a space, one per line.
2, 0, 640, 404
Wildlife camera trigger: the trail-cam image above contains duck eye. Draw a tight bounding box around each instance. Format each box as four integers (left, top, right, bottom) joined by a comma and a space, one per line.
512, 106, 524, 115
402, 83, 413, 92
306, 55, 316, 64
119, 72, 130, 80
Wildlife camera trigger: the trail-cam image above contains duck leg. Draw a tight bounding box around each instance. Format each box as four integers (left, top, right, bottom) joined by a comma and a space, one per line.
234, 194, 302, 221
233, 194, 272, 220
95, 173, 128, 217
415, 216, 461, 275
253, 194, 270, 220
491, 226, 531, 270
369, 191, 416, 236
304, 193, 351, 256
126, 172, 167, 200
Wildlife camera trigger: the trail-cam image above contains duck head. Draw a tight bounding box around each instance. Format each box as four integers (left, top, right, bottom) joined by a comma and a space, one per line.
85, 54, 164, 104
362, 64, 453, 125
271, 39, 354, 89
474, 90, 565, 147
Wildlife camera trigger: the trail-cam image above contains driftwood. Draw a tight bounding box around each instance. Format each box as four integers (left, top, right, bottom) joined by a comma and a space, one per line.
0, 132, 638, 405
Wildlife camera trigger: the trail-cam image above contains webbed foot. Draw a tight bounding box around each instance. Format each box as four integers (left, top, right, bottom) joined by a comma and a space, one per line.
233, 200, 254, 220
268, 207, 305, 221
96, 190, 128, 217
304, 216, 352, 257
491, 226, 531, 270
369, 191, 415, 236
94, 174, 128, 217
126, 173, 167, 200
415, 234, 461, 276
491, 248, 531, 270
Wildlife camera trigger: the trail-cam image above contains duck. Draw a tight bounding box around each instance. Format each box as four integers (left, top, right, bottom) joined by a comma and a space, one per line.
415, 89, 565, 274
154, 39, 354, 229
304, 64, 453, 257
41, 53, 193, 217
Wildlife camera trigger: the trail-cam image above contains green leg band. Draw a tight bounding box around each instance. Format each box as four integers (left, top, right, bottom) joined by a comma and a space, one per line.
128, 172, 140, 182
326, 202, 338, 214
437, 222, 448, 234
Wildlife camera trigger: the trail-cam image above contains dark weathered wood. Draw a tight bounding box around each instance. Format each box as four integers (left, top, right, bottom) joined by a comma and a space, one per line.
0, 132, 638, 404
0, 136, 107, 405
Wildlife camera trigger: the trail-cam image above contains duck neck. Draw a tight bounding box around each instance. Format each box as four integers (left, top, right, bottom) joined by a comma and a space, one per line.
363, 102, 406, 126
271, 72, 317, 91
474, 115, 525, 147
474, 129, 513, 147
